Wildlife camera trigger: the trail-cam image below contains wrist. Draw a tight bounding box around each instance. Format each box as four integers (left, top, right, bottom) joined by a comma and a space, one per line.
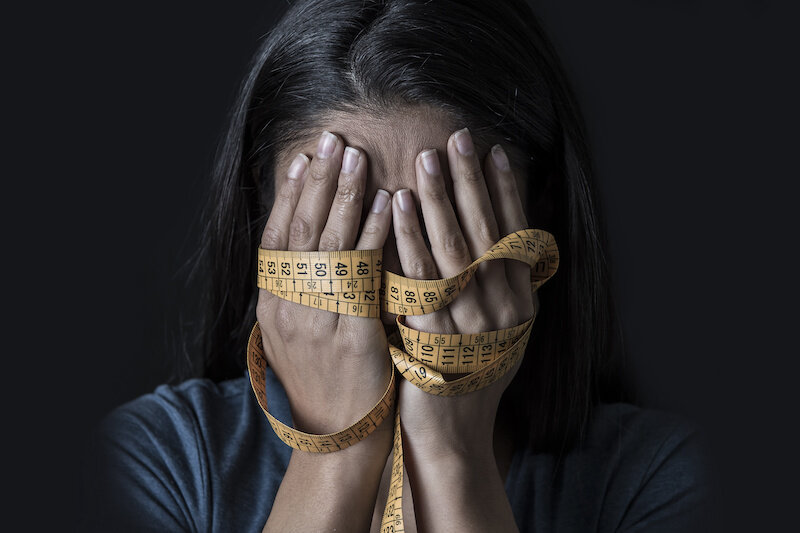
268, 411, 394, 533
289, 409, 394, 472
401, 414, 496, 463
408, 438, 497, 477
403, 439, 514, 532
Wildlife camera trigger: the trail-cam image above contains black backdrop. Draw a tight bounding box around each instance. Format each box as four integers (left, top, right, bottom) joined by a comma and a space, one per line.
8, 0, 798, 530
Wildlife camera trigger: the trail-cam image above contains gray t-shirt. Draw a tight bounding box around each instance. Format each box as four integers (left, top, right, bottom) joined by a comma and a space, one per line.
81, 367, 708, 532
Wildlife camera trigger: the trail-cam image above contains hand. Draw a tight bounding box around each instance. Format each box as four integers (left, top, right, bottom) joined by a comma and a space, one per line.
256, 130, 394, 438
391, 127, 535, 458
389, 128, 530, 532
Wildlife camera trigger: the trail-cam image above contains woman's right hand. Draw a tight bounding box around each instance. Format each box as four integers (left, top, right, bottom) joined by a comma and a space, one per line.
256, 130, 394, 437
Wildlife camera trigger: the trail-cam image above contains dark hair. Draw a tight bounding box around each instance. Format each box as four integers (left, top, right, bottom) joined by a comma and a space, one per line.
180, 0, 632, 455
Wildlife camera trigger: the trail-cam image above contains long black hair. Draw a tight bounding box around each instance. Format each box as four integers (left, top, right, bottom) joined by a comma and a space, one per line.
180, 0, 633, 455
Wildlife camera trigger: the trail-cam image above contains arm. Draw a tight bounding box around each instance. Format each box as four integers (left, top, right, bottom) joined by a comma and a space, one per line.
264, 423, 393, 532
404, 438, 518, 532
389, 129, 528, 532
257, 130, 396, 531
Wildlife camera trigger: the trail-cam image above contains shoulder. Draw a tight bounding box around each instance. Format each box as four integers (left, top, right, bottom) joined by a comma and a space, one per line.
584, 403, 710, 532
594, 403, 711, 530
594, 404, 708, 531
585, 402, 702, 472
509, 403, 710, 532
82, 370, 292, 532
92, 376, 261, 478
95, 369, 294, 455
97, 375, 254, 441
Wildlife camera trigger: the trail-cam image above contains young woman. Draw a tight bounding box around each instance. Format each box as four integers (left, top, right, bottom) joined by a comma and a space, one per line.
83, 0, 707, 531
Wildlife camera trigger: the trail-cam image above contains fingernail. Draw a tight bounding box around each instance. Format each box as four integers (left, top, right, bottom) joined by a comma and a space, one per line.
317, 131, 337, 159
370, 189, 390, 214
287, 153, 308, 180
491, 144, 510, 171
342, 146, 359, 173
454, 128, 474, 156
396, 189, 413, 213
420, 149, 440, 176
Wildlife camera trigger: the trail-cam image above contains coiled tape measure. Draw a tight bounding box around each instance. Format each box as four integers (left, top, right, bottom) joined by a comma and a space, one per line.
247, 228, 559, 531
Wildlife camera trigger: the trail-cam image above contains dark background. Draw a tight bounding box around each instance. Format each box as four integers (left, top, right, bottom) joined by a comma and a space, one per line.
8, 0, 798, 530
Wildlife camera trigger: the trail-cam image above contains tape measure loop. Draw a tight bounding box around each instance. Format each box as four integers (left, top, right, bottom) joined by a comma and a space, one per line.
247, 228, 560, 530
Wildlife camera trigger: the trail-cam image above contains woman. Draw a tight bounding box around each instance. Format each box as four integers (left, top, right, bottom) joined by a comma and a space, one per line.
83, 0, 707, 531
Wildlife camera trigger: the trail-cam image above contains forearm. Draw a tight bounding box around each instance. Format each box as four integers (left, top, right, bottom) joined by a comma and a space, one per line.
405, 445, 518, 533
263, 424, 392, 532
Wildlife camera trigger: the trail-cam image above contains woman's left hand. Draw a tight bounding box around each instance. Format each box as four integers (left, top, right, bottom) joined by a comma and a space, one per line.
390, 128, 534, 532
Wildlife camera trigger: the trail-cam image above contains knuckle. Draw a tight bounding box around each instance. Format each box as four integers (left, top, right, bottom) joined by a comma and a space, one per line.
499, 173, 519, 195
440, 232, 470, 262
459, 166, 484, 183
274, 302, 296, 343
335, 179, 364, 205
398, 221, 422, 238
309, 163, 334, 184
424, 183, 449, 203
289, 215, 313, 245
261, 225, 283, 249
468, 313, 492, 334
310, 311, 338, 338
318, 232, 343, 251
334, 320, 359, 349
408, 256, 437, 279
276, 182, 295, 203
497, 301, 518, 328
360, 221, 381, 238
478, 217, 499, 245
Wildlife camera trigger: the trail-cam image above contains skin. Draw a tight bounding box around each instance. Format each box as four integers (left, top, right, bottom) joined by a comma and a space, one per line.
258, 104, 535, 532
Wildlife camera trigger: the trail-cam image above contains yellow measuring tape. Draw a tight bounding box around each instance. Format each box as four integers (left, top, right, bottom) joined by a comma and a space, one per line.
246, 228, 559, 530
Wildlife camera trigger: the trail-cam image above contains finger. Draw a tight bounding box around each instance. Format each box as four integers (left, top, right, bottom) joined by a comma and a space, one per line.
319, 146, 366, 251
337, 188, 392, 331
257, 153, 307, 317
391, 188, 456, 333
355, 188, 392, 250
415, 149, 473, 279
261, 153, 309, 250
416, 148, 490, 330
484, 144, 533, 317
447, 128, 504, 280
392, 189, 438, 280
288, 131, 343, 251
448, 128, 514, 326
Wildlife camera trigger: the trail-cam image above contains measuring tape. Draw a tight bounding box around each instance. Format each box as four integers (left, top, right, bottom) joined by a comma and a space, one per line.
247, 228, 559, 531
